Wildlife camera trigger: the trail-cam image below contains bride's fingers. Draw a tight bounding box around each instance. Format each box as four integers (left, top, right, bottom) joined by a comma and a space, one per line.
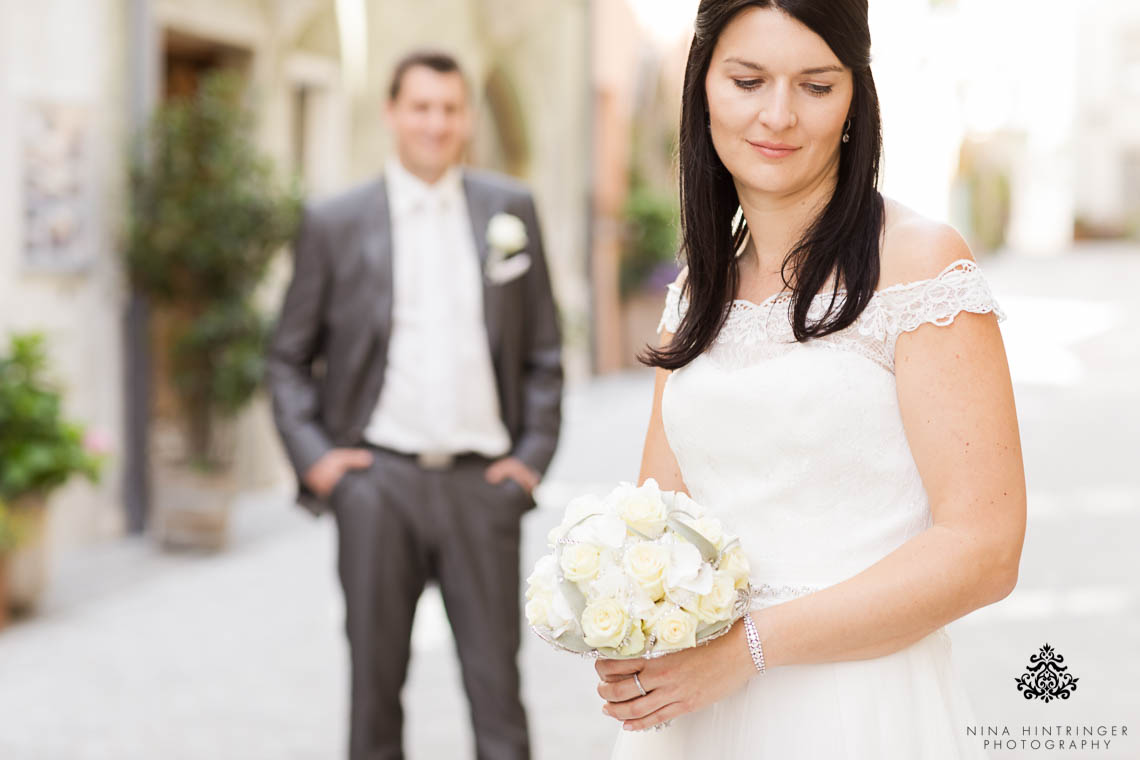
596, 674, 646, 702
621, 700, 688, 733
595, 658, 643, 681
603, 689, 675, 722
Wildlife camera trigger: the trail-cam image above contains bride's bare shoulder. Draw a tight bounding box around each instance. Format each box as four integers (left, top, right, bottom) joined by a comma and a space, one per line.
878, 196, 976, 289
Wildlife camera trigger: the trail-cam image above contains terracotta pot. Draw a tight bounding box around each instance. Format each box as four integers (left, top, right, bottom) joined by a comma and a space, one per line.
149, 410, 237, 552
4, 493, 50, 613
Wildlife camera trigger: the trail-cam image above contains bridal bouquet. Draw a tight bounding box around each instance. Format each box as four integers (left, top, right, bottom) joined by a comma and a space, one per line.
526, 478, 753, 658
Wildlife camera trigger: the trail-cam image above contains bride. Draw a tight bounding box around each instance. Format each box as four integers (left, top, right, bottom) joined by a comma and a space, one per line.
594, 1, 1026, 758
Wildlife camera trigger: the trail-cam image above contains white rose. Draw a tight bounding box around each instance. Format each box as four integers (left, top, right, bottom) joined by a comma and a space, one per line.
581, 598, 630, 649
567, 512, 628, 550
525, 594, 551, 627
719, 546, 752, 589
650, 606, 698, 651
691, 571, 738, 624
547, 493, 604, 545
622, 542, 669, 601
559, 543, 602, 584
487, 212, 528, 253
526, 554, 558, 599
546, 586, 576, 638
613, 479, 669, 538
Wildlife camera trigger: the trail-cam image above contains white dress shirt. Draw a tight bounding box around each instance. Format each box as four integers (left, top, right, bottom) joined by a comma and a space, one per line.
362, 156, 512, 458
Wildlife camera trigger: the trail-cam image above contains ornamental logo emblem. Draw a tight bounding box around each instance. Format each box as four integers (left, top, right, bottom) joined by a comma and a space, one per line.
1015, 643, 1078, 702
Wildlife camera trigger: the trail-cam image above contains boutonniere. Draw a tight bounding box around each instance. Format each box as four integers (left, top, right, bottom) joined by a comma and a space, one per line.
484, 212, 532, 284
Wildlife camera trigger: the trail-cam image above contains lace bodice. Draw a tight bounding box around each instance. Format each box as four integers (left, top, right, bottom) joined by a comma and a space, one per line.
657, 258, 1007, 373
654, 257, 1007, 608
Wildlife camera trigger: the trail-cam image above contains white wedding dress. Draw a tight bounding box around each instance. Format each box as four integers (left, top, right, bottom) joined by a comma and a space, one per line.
610, 242, 1006, 760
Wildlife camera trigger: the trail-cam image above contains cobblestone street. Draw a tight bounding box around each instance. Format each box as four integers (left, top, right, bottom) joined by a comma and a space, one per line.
1, 247, 1137, 759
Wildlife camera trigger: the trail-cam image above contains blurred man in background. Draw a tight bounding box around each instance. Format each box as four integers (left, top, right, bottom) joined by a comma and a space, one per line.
267, 48, 563, 760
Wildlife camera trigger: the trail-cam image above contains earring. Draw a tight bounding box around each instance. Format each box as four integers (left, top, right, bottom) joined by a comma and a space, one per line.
841, 118, 851, 144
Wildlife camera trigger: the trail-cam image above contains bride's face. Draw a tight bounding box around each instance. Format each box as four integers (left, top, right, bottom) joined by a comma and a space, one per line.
704, 7, 853, 197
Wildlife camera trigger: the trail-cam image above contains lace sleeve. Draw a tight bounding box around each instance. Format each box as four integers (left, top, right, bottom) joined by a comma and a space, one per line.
656, 277, 689, 336
862, 259, 1007, 360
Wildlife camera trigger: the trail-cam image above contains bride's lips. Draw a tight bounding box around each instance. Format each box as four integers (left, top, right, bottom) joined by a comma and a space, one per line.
748, 140, 800, 159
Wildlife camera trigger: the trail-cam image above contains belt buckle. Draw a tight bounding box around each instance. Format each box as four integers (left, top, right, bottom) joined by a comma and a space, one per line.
417, 451, 455, 470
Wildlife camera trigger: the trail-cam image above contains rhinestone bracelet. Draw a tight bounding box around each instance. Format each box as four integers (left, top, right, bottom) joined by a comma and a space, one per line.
742, 613, 766, 674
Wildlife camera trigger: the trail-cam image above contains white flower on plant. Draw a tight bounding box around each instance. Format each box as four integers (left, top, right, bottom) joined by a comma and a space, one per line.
621, 542, 670, 601
611, 478, 669, 538
486, 212, 528, 257
581, 597, 630, 649
650, 605, 699, 651
559, 543, 603, 583
82, 428, 113, 456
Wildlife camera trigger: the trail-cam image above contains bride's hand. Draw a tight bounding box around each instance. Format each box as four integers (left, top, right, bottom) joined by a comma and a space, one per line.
594, 615, 759, 731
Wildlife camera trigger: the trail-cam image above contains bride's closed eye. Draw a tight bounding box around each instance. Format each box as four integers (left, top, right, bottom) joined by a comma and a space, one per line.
731, 79, 833, 97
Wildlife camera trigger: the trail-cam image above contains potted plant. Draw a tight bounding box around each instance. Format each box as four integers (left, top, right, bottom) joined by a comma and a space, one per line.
0, 499, 16, 630
0, 333, 106, 616
618, 175, 681, 365
125, 70, 300, 549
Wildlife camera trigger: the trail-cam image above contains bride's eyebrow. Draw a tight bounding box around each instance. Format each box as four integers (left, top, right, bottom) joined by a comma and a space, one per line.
722, 57, 843, 76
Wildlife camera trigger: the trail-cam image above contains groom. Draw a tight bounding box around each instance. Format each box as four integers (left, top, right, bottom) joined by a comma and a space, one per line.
267, 49, 563, 760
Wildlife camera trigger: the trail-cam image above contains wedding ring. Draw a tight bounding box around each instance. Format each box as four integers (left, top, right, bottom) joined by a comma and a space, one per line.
633, 672, 648, 697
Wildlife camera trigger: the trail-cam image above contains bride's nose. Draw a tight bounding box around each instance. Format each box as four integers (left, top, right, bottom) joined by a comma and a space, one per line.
757, 81, 797, 133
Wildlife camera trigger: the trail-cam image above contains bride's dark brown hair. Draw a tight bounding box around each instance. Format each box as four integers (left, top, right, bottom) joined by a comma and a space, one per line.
640, 0, 885, 370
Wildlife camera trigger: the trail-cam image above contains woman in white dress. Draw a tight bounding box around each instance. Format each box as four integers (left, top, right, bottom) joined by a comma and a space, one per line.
595, 1, 1026, 758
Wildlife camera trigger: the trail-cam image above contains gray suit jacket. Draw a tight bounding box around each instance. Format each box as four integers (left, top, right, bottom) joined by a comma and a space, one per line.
266, 167, 564, 516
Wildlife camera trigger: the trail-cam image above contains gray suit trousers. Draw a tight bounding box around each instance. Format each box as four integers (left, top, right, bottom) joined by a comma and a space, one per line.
329, 444, 532, 760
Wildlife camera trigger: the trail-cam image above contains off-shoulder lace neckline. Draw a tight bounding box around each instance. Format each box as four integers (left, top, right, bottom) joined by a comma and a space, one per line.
669, 258, 983, 312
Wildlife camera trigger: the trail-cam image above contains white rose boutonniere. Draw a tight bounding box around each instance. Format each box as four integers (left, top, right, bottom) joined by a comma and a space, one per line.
484, 212, 532, 284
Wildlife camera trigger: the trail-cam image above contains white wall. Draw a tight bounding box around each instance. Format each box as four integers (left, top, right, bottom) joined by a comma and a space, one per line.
0, 0, 129, 546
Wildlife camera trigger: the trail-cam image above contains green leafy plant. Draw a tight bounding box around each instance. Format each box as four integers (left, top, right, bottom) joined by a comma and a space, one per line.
0, 333, 105, 504
619, 177, 680, 298
125, 70, 301, 467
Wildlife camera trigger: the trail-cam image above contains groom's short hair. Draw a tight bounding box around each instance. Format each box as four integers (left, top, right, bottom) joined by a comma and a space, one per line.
388, 48, 469, 101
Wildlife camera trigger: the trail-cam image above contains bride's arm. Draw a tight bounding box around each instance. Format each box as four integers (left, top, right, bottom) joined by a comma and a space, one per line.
749, 234, 1026, 668
637, 269, 689, 494
598, 234, 1026, 731
637, 357, 688, 495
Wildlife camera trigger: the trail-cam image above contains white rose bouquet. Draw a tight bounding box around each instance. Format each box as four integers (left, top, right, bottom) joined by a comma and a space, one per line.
525, 478, 753, 659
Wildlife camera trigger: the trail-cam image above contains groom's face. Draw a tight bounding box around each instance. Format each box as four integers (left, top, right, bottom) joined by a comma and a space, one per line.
385, 65, 472, 182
